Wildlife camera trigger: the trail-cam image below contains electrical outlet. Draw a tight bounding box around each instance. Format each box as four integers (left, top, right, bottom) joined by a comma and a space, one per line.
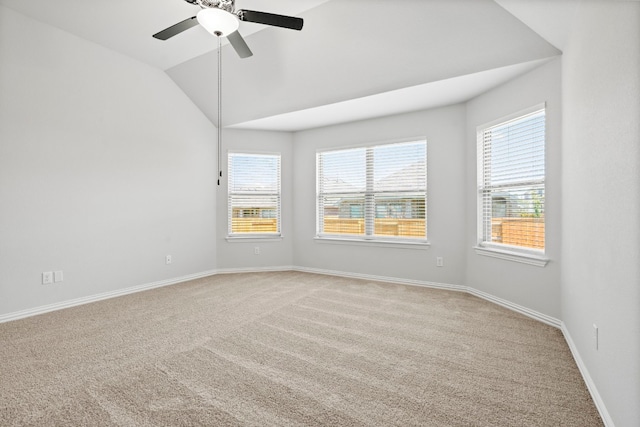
593, 324, 599, 350
166, 255, 172, 265
42, 271, 53, 285
436, 257, 444, 267
254, 247, 260, 255
54, 271, 63, 283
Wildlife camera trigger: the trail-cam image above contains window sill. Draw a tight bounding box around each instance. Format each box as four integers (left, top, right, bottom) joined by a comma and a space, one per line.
315, 236, 430, 250
474, 245, 549, 267
226, 235, 283, 243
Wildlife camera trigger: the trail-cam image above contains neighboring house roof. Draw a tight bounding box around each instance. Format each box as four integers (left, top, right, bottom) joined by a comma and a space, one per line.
374, 162, 426, 192
322, 161, 426, 196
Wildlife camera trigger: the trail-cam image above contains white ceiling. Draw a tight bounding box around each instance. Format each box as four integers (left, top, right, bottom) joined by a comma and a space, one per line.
230, 58, 554, 132
495, 0, 581, 51
0, 0, 568, 132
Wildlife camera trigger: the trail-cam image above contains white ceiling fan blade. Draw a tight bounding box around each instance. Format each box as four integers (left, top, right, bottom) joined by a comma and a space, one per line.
227, 30, 253, 58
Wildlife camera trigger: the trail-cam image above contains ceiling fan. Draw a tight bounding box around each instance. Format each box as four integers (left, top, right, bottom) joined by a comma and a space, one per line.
152, 0, 304, 59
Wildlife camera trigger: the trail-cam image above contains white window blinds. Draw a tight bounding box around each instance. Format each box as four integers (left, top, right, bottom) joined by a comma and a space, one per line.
478, 107, 545, 250
317, 140, 427, 240
228, 152, 281, 236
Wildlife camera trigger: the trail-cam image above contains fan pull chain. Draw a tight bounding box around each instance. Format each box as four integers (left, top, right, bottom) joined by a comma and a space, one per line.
217, 35, 222, 186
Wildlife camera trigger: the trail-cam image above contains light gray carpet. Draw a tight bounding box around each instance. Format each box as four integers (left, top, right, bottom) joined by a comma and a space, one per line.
0, 271, 602, 426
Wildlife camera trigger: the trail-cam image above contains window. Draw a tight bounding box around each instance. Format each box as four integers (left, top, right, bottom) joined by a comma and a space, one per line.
317, 140, 427, 242
477, 106, 545, 253
228, 152, 281, 236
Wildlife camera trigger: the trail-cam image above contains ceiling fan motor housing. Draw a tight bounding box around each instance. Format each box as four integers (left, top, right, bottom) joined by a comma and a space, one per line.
188, 0, 235, 13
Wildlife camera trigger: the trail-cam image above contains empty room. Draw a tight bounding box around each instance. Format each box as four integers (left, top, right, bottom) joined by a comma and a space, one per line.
0, 0, 638, 426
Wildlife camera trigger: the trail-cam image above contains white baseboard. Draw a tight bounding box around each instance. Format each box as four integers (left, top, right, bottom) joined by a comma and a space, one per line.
216, 265, 295, 275
0, 269, 217, 324
466, 287, 561, 328
2, 265, 557, 329
293, 266, 559, 327
293, 266, 467, 293
561, 323, 615, 427
0, 266, 292, 324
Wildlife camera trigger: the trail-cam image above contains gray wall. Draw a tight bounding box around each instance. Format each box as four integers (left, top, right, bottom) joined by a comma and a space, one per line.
465, 58, 562, 319
216, 129, 294, 271
0, 6, 218, 316
561, 3, 640, 426
292, 104, 467, 286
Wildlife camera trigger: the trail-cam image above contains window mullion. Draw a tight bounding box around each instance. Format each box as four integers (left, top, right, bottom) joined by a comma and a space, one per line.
365, 147, 375, 236
483, 130, 493, 243
317, 154, 324, 235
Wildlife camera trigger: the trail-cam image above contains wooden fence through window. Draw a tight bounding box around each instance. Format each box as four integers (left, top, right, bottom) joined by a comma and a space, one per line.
491, 217, 545, 249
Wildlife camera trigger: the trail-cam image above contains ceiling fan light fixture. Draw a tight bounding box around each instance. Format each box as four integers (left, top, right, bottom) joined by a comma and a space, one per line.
197, 8, 239, 37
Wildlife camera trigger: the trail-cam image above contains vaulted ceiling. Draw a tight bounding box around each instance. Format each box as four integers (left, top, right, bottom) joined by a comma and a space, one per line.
0, 0, 566, 131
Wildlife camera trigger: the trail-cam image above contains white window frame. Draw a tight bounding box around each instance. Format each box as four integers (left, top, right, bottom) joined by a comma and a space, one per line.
227, 151, 282, 241
316, 138, 429, 247
475, 104, 549, 267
